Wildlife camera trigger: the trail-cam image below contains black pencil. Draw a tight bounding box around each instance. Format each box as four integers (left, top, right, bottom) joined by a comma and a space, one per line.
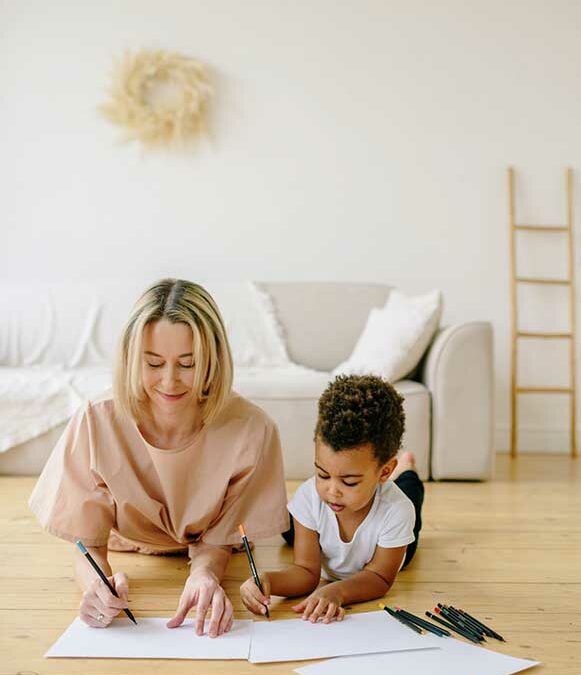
456, 607, 505, 642
379, 604, 423, 634
437, 604, 484, 637
442, 604, 486, 636
75, 539, 137, 625
394, 606, 450, 637
437, 606, 484, 641
238, 524, 270, 620
425, 611, 482, 643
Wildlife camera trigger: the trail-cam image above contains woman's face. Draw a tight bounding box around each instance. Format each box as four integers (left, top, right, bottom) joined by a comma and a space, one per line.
141, 320, 197, 414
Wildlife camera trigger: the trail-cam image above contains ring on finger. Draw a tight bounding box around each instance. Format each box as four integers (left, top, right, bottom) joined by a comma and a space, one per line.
96, 612, 105, 624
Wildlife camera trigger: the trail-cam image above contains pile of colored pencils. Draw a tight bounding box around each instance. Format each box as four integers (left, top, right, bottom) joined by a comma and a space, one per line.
379, 602, 505, 644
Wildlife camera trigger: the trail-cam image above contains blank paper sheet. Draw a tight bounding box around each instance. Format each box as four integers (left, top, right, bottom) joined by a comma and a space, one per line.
249, 610, 435, 663
294, 634, 540, 675
45, 617, 253, 660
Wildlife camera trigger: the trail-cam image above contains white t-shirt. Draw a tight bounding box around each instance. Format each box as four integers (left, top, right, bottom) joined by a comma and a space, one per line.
288, 476, 415, 581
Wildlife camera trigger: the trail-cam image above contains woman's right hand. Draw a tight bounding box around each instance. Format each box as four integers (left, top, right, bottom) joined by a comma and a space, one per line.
240, 573, 271, 616
79, 572, 130, 628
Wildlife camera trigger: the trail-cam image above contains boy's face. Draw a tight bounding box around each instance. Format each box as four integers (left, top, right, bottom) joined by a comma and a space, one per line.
314, 437, 397, 516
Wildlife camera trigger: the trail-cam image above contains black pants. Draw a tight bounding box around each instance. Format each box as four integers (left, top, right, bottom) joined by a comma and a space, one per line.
282, 469, 424, 569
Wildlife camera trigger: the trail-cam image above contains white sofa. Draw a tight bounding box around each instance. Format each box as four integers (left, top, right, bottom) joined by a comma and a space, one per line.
0, 281, 493, 481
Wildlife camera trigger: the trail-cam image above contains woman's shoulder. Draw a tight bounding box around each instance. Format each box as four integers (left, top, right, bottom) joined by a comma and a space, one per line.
74, 391, 134, 434
219, 391, 277, 430
86, 389, 115, 410
62, 390, 113, 423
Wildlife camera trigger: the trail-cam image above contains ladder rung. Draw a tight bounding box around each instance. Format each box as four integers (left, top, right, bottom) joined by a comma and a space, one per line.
517, 331, 572, 339
515, 225, 568, 232
516, 277, 571, 286
517, 387, 573, 394
508, 167, 577, 459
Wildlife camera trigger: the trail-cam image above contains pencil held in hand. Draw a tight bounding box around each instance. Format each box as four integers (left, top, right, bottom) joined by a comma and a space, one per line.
238, 524, 270, 620
75, 539, 137, 625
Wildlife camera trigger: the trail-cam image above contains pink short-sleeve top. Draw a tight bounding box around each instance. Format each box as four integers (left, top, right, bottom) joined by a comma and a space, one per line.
28, 392, 289, 553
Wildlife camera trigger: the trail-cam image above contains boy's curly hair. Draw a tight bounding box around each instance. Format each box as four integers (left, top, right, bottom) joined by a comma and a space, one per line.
315, 374, 405, 464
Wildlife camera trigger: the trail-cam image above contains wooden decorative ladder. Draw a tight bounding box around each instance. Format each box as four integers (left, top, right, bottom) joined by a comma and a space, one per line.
508, 167, 577, 458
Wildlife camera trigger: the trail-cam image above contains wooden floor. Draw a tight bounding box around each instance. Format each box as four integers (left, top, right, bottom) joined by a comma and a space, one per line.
1, 454, 579, 674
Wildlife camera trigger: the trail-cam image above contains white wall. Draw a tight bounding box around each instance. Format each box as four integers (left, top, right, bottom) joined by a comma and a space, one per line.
2, 0, 580, 453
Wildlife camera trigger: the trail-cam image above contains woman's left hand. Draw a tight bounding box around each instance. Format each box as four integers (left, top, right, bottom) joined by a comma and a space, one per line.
292, 584, 346, 623
167, 570, 234, 637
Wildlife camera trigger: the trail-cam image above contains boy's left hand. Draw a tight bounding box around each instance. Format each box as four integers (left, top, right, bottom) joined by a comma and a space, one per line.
292, 585, 345, 623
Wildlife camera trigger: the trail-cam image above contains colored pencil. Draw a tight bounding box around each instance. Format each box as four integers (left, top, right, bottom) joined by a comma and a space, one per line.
425, 611, 482, 643
238, 524, 270, 620
379, 604, 423, 634
436, 606, 485, 641
437, 604, 484, 636
75, 539, 137, 625
442, 604, 486, 636
455, 607, 505, 642
393, 607, 450, 637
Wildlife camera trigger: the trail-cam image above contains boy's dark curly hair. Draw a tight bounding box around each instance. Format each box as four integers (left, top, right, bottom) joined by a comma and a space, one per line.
315, 374, 405, 464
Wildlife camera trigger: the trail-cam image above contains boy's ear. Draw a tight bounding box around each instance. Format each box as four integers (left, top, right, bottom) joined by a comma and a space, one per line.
378, 457, 398, 483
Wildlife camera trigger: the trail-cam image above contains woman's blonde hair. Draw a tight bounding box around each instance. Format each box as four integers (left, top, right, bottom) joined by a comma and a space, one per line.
114, 279, 233, 425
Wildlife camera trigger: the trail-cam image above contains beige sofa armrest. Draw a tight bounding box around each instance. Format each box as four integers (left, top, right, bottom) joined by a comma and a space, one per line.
420, 322, 494, 480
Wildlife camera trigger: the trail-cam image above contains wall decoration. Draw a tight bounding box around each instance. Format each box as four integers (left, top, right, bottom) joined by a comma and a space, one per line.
100, 49, 212, 148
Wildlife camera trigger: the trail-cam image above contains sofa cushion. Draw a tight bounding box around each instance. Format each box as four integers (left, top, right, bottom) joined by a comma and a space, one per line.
261, 283, 390, 372
333, 290, 442, 382
234, 365, 331, 399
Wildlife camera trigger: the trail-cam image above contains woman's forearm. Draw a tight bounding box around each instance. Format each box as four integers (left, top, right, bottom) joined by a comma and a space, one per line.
267, 565, 320, 598
326, 570, 391, 605
73, 545, 111, 592
188, 542, 231, 582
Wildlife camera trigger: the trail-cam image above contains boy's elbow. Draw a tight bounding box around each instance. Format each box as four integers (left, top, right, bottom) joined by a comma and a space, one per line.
377, 579, 393, 598
295, 564, 320, 593
304, 570, 322, 593
305, 577, 320, 594
365, 567, 395, 595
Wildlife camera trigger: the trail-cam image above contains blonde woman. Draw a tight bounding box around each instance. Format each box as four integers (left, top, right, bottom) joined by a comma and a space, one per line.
29, 279, 288, 637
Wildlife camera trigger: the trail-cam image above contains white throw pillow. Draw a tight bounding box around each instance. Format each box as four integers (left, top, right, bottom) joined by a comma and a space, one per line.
212, 282, 291, 368
332, 289, 442, 382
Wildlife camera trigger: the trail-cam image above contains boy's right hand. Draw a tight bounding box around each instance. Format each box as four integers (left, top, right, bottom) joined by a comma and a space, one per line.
240, 573, 271, 616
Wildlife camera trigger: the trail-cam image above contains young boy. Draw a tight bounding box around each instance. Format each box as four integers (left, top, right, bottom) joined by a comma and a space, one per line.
240, 374, 424, 624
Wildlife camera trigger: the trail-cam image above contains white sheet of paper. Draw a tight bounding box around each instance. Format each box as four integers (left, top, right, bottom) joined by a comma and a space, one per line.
248, 610, 436, 663
294, 634, 541, 675
45, 617, 253, 660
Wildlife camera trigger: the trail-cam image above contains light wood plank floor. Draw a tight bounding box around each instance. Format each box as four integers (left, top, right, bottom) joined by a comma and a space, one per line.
1, 454, 579, 674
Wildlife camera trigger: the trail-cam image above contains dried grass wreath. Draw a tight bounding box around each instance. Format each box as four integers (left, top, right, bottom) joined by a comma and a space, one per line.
100, 49, 213, 148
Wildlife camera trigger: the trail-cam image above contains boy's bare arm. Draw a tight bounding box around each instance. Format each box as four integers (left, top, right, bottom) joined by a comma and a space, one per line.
321, 545, 406, 604
293, 544, 407, 621
240, 520, 320, 614
267, 521, 321, 596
